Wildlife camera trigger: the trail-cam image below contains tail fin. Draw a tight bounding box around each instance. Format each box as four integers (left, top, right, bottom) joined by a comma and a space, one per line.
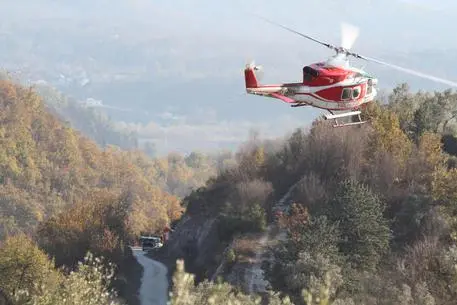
244, 63, 259, 88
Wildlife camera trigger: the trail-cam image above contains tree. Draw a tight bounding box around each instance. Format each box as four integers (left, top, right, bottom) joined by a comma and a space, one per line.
412, 99, 443, 138
326, 180, 391, 272
267, 204, 343, 300
0, 234, 60, 301
365, 102, 412, 166
387, 83, 417, 136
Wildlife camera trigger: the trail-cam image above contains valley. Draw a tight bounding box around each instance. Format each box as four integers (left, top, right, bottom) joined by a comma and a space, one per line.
2, 2, 457, 305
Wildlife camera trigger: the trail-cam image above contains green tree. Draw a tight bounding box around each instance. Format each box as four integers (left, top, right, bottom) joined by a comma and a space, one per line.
267, 205, 343, 300
412, 99, 443, 138
326, 180, 390, 272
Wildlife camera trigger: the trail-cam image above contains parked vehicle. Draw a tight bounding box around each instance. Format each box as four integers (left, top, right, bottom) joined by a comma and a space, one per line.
139, 236, 163, 252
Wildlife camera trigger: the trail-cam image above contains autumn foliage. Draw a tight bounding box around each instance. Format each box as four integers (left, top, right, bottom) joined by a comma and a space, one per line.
0, 79, 213, 243
4, 74, 457, 305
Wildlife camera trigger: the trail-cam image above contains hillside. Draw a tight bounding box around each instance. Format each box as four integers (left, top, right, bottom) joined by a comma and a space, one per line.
151, 83, 457, 305
0, 78, 239, 305
0, 78, 189, 241
0, 75, 234, 238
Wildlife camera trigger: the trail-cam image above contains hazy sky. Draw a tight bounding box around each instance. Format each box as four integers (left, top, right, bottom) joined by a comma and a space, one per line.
126, 0, 457, 49
5, 0, 457, 49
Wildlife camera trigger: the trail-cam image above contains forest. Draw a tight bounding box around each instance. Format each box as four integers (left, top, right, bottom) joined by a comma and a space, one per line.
0, 78, 232, 304
2, 79, 457, 305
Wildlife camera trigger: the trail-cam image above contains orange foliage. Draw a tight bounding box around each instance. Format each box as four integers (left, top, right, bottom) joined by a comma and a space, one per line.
278, 203, 310, 244
0, 79, 189, 241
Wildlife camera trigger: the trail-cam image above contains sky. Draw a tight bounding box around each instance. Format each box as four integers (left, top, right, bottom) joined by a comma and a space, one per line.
2, 0, 457, 155
125, 0, 457, 48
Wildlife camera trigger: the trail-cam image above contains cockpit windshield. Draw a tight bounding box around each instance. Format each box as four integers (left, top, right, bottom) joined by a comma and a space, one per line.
303, 66, 319, 82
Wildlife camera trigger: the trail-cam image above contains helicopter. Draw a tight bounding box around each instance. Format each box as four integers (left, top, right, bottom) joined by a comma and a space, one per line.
244, 15, 457, 127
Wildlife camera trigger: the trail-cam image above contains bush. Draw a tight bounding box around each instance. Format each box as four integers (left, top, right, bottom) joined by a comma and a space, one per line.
0, 235, 121, 305
217, 204, 266, 242
13, 252, 122, 305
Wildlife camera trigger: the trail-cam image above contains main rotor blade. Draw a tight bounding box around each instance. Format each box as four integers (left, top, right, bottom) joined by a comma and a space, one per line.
250, 14, 457, 88
360, 54, 457, 88
252, 13, 338, 51
341, 22, 359, 50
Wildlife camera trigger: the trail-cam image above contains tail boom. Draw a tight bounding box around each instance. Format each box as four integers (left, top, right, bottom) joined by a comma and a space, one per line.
244, 63, 299, 105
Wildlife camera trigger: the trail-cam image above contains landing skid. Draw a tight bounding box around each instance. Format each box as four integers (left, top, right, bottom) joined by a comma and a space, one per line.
324, 110, 367, 128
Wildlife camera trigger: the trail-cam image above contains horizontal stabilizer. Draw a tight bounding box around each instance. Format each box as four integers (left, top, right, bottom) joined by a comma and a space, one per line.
270, 92, 296, 104
324, 110, 361, 120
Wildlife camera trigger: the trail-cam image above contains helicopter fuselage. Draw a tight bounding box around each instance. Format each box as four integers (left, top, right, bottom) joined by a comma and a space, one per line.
244, 61, 378, 112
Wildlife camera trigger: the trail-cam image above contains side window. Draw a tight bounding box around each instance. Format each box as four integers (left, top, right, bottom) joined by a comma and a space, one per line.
341, 88, 352, 100
352, 86, 361, 99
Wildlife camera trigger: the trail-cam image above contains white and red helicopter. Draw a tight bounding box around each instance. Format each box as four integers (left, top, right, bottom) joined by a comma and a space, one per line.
244, 16, 457, 127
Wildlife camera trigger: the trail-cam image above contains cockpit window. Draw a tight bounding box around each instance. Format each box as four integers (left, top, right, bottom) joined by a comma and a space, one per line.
342, 88, 352, 100
352, 86, 361, 99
